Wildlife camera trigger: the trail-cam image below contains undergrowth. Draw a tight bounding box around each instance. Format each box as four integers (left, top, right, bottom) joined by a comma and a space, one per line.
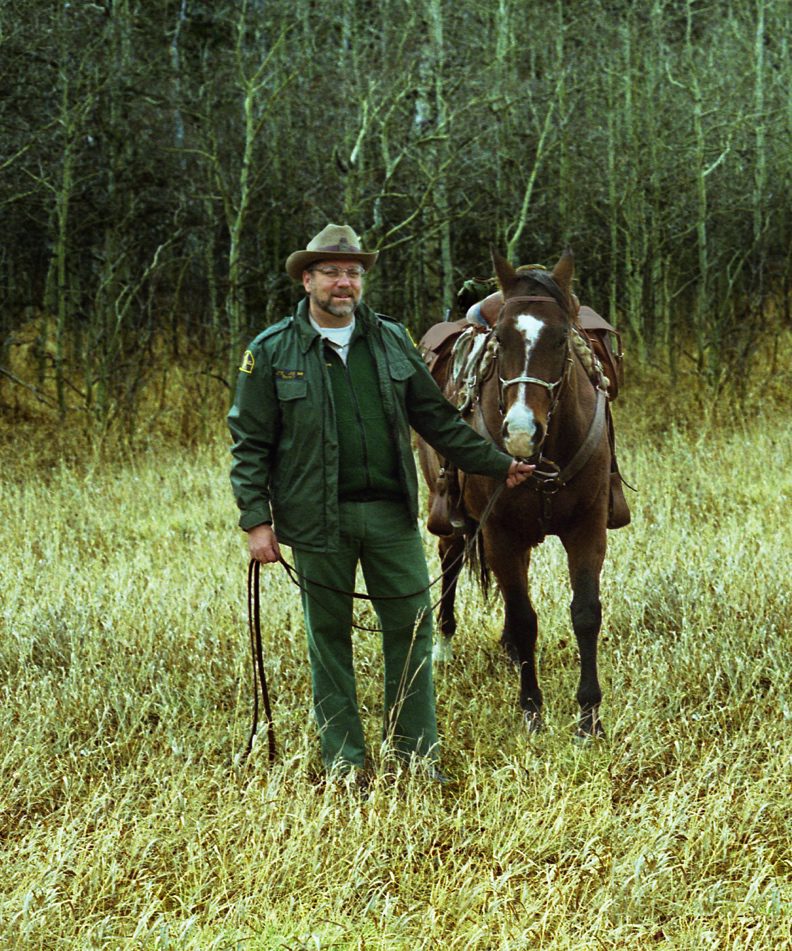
1, 353, 790, 948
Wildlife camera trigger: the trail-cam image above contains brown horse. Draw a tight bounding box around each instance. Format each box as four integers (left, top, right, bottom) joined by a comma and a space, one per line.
418, 249, 610, 737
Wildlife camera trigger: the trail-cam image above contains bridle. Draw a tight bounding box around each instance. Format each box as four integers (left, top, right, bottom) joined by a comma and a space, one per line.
479, 291, 607, 496
492, 295, 573, 460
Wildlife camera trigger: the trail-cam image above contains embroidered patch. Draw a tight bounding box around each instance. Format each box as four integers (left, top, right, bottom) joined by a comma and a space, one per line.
275, 369, 305, 381
239, 350, 255, 374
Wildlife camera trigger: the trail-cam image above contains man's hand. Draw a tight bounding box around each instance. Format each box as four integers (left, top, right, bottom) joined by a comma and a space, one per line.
247, 523, 281, 563
506, 460, 535, 489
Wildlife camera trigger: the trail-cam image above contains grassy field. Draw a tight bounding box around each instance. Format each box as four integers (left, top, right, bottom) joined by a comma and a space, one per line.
1, 370, 790, 949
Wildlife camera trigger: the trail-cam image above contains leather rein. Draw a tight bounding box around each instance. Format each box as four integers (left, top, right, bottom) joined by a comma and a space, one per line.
241, 483, 509, 764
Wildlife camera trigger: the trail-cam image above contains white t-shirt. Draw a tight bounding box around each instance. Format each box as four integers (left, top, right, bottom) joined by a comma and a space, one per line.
309, 315, 356, 365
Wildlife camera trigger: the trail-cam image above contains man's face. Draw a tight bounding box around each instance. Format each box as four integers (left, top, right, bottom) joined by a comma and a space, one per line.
302, 259, 365, 323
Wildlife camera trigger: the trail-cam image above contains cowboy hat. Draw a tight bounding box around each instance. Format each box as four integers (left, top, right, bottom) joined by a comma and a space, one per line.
285, 223, 378, 280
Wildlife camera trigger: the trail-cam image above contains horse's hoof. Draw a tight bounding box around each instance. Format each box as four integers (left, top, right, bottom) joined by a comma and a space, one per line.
574, 719, 606, 742
523, 711, 543, 734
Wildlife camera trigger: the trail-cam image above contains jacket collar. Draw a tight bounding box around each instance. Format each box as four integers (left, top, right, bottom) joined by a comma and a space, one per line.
293, 296, 376, 354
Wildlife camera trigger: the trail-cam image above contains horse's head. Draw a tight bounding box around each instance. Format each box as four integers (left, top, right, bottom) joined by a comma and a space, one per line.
491, 249, 575, 460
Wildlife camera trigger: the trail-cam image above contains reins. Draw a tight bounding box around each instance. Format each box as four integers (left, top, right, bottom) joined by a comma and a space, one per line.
243, 559, 276, 763
240, 483, 507, 763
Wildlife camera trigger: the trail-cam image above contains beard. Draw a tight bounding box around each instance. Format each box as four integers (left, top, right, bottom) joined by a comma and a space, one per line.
311, 286, 361, 320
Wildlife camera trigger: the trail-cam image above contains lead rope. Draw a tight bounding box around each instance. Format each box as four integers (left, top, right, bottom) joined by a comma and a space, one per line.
244, 559, 277, 763
277, 482, 507, 621
239, 483, 508, 764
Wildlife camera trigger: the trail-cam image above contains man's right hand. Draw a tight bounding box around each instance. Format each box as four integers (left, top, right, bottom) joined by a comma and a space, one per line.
247, 523, 281, 563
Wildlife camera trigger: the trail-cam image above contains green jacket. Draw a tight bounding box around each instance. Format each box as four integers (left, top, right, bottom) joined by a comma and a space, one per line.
228, 297, 513, 552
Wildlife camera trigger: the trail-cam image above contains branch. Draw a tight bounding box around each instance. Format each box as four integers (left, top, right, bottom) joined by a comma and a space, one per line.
505, 73, 564, 259
376, 182, 437, 249
0, 143, 31, 173
0, 188, 38, 208
0, 367, 59, 409
113, 238, 177, 325
702, 145, 731, 178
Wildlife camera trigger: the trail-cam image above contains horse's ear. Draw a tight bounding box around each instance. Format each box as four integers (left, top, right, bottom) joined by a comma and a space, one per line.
551, 248, 575, 295
491, 247, 517, 291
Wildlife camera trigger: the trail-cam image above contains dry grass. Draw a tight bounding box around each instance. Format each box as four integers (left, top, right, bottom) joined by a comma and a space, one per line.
1, 364, 790, 949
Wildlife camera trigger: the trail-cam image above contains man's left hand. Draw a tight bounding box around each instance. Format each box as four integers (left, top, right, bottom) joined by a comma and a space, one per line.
506, 460, 535, 489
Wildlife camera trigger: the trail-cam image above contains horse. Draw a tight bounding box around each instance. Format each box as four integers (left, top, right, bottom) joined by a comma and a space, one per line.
417, 249, 611, 737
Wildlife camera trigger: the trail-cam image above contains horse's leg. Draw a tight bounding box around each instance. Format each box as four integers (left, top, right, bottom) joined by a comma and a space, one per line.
560, 525, 606, 738
486, 538, 543, 731
433, 534, 465, 663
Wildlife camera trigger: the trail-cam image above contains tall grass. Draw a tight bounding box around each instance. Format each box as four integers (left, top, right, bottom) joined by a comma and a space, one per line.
1, 370, 790, 949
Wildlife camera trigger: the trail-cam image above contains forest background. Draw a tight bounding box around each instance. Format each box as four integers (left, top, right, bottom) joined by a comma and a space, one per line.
1, 0, 790, 434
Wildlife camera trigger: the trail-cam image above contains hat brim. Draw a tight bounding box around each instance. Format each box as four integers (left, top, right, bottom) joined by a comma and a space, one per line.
286, 249, 378, 281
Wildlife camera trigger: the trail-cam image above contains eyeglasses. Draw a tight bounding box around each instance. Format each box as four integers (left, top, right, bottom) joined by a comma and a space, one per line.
311, 265, 366, 280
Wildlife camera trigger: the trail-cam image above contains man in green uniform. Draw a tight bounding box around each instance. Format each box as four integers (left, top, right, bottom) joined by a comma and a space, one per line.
228, 224, 533, 782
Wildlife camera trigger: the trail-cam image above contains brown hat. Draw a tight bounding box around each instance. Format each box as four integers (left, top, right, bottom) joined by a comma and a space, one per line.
285, 223, 378, 280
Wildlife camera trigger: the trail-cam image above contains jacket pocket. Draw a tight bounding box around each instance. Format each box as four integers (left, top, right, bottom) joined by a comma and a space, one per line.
275, 377, 307, 401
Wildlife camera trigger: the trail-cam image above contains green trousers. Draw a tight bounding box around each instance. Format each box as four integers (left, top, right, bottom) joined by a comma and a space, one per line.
293, 500, 437, 771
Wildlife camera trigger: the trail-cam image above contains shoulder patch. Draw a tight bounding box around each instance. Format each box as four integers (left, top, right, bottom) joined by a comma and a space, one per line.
239, 350, 255, 374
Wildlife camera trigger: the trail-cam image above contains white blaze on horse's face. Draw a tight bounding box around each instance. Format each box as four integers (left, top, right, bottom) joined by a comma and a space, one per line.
502, 313, 546, 458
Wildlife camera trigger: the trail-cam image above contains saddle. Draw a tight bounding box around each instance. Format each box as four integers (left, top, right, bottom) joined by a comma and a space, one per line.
577, 306, 623, 402
418, 305, 631, 534
418, 318, 470, 380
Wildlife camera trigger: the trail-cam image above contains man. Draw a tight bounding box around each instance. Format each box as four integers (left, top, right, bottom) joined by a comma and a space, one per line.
227, 223, 533, 782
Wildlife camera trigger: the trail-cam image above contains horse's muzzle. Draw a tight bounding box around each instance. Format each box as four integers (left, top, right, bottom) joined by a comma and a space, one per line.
503, 419, 544, 458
